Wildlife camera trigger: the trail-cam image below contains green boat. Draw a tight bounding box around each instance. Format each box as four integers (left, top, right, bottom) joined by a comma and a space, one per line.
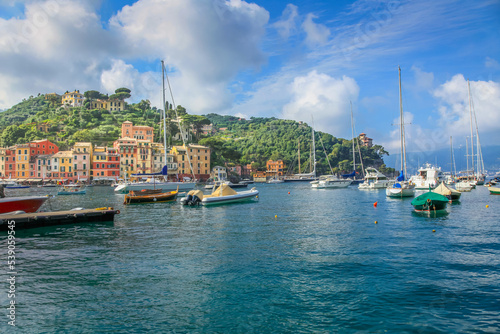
489, 187, 500, 195
411, 191, 449, 212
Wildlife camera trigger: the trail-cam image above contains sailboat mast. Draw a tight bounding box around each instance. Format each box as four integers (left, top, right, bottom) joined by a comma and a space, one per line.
467, 79, 475, 179
312, 125, 316, 178
398, 66, 407, 179
350, 101, 355, 174
298, 140, 301, 174
161, 60, 168, 167
465, 137, 469, 178
450, 136, 454, 175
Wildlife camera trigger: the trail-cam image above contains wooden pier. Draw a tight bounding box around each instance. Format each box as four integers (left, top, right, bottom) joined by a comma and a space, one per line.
0, 207, 119, 230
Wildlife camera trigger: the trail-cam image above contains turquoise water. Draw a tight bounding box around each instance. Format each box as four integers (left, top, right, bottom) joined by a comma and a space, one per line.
2, 184, 500, 333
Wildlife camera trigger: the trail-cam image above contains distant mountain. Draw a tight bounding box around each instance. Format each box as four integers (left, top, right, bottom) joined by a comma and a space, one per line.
384, 145, 500, 175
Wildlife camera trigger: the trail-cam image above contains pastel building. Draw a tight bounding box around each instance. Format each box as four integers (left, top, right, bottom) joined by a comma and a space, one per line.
91, 147, 120, 182
62, 90, 84, 107
73, 142, 92, 181
121, 121, 154, 142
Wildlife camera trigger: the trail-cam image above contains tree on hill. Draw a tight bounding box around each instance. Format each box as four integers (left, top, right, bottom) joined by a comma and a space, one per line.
1, 125, 26, 146
110, 87, 131, 101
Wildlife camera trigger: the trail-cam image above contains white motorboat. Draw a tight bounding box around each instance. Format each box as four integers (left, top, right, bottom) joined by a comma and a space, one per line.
267, 178, 284, 184
455, 181, 473, 192
181, 184, 259, 206
409, 163, 444, 190
359, 167, 393, 190
311, 175, 352, 189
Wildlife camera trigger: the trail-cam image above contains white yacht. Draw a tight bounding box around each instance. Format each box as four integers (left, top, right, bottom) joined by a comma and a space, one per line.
358, 167, 393, 190
409, 163, 444, 190
311, 175, 352, 189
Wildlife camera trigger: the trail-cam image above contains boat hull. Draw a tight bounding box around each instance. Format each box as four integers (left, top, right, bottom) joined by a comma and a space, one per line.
386, 187, 415, 198
411, 192, 449, 212
311, 180, 352, 188
489, 187, 500, 195
202, 190, 258, 205
181, 189, 259, 206
0, 196, 49, 214
124, 190, 178, 204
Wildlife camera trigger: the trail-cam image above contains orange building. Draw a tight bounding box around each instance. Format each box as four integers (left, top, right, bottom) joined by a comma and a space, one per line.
91, 147, 120, 183
266, 159, 285, 177
121, 121, 154, 142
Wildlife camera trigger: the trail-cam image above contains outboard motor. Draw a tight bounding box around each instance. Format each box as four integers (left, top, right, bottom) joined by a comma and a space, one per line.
183, 190, 203, 206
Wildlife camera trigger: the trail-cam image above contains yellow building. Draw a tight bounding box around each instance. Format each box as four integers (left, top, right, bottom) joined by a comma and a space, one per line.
61, 90, 84, 107
170, 144, 210, 180
52, 151, 74, 182
15, 144, 32, 179
113, 138, 138, 179
90, 99, 125, 112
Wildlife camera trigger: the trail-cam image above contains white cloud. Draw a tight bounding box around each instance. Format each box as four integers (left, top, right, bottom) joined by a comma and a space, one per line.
281, 71, 359, 137
411, 66, 434, 91
273, 4, 299, 39
302, 13, 330, 47
433, 74, 500, 144
0, 0, 269, 113
485, 57, 500, 69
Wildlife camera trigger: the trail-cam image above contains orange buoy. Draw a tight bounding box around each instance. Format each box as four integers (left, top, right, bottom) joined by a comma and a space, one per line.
288, 192, 290, 194
374, 221, 378, 224
432, 230, 436, 233
373, 201, 378, 207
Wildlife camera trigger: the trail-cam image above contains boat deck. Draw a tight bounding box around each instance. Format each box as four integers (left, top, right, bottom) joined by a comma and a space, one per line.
0, 208, 119, 230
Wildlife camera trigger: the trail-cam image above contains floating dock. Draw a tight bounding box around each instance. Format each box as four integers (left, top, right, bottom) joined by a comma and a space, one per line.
0, 208, 119, 230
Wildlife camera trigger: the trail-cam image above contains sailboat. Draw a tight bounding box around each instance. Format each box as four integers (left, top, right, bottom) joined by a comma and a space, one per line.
285, 125, 317, 182
114, 60, 196, 194
284, 139, 317, 182
386, 67, 415, 198
342, 101, 364, 184
311, 121, 352, 189
469, 80, 485, 185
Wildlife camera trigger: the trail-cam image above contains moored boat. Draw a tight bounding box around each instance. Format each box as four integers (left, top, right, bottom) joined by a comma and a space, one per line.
411, 191, 449, 212
57, 184, 86, 195
124, 188, 178, 204
359, 167, 393, 190
311, 175, 352, 188
488, 187, 500, 195
181, 184, 259, 206
455, 181, 473, 192
0, 195, 50, 214
432, 182, 461, 202
385, 67, 415, 198
409, 163, 444, 190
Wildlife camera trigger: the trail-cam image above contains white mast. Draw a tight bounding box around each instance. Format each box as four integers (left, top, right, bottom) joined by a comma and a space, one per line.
161, 60, 168, 168
467, 79, 475, 179
312, 120, 316, 178
399, 66, 408, 180
350, 101, 355, 175
298, 139, 301, 174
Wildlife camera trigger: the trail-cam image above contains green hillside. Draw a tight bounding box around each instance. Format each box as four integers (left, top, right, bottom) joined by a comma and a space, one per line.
0, 92, 395, 176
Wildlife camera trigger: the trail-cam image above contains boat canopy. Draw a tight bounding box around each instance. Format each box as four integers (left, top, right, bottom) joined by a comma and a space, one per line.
211, 184, 238, 197
411, 192, 448, 206
432, 182, 460, 196
341, 171, 356, 178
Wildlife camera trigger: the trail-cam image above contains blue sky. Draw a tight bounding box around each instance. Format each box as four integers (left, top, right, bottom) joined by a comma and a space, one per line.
0, 0, 499, 158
